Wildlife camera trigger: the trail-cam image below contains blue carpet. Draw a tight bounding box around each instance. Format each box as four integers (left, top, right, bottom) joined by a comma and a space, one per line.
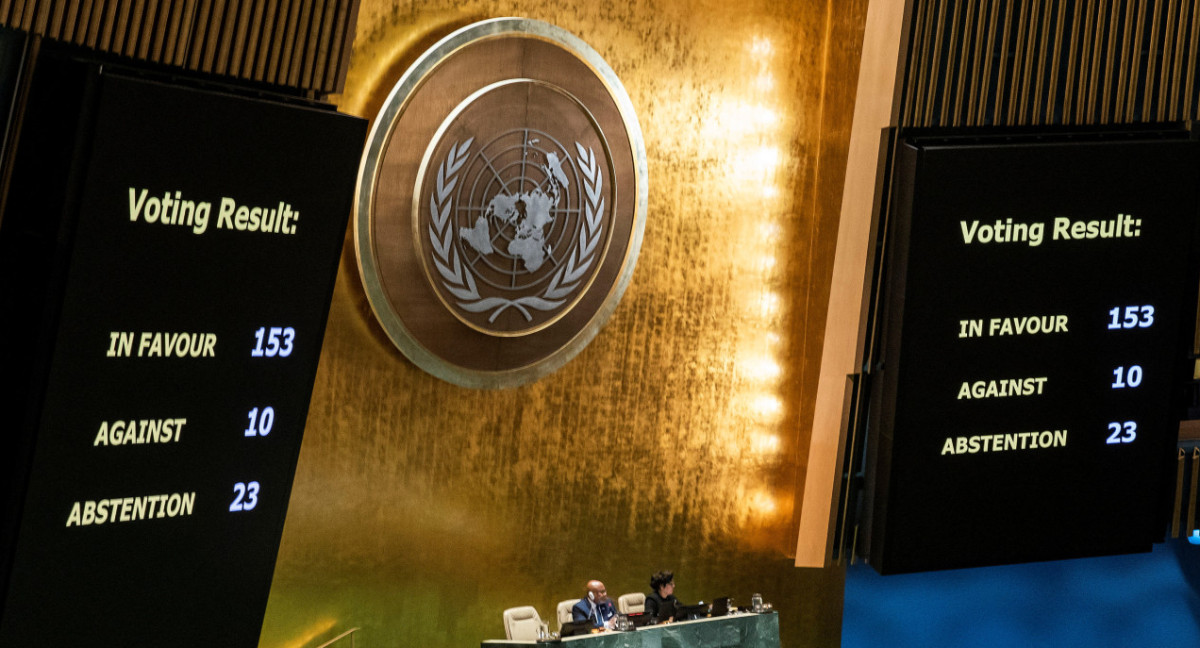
843, 538, 1200, 647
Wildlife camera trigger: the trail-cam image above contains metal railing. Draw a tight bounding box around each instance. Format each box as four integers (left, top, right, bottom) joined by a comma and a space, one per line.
314, 627, 360, 648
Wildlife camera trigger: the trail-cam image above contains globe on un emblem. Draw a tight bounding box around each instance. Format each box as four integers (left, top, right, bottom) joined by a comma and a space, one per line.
457, 131, 581, 289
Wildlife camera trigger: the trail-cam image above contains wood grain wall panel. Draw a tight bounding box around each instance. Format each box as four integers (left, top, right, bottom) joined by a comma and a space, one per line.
0, 0, 358, 96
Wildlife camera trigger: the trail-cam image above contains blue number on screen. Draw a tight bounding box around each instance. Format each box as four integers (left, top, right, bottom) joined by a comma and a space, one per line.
1111, 365, 1143, 389
251, 327, 295, 357
1106, 421, 1137, 444
1107, 306, 1154, 330
244, 406, 275, 436
229, 481, 261, 511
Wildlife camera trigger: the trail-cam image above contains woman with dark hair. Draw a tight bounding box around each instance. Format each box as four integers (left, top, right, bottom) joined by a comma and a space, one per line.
644, 570, 679, 622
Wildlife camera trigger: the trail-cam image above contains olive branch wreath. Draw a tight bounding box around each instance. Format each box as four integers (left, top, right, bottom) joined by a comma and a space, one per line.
428, 139, 605, 323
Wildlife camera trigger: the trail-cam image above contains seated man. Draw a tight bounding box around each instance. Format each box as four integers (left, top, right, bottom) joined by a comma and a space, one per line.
570, 580, 616, 629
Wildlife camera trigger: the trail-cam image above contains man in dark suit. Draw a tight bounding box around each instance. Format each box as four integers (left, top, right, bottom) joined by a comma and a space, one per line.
570, 580, 616, 629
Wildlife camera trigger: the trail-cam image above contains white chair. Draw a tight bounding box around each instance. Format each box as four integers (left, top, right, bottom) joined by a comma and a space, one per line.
556, 599, 580, 630
617, 592, 645, 614
502, 606, 543, 641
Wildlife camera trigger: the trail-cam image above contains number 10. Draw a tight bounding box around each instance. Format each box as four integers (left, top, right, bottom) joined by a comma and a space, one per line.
1112, 365, 1143, 389
245, 406, 275, 436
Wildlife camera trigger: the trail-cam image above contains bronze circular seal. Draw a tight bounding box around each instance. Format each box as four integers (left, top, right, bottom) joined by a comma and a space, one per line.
355, 18, 647, 388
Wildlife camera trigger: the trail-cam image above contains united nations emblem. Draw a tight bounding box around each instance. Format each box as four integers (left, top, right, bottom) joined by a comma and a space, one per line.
355, 19, 647, 387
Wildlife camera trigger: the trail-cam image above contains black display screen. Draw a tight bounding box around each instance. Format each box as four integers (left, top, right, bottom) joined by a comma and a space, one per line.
866, 131, 1200, 574
0, 67, 364, 644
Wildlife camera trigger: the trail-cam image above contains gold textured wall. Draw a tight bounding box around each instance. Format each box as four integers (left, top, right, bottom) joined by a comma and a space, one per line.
259, 1, 867, 646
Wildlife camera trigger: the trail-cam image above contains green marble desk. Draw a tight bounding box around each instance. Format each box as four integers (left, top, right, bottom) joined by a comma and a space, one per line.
482, 612, 780, 648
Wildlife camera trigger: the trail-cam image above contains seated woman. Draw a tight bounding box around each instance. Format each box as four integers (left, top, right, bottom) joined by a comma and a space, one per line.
643, 570, 679, 622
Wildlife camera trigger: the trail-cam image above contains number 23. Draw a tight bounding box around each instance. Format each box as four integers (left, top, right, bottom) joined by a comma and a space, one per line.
230, 481, 260, 511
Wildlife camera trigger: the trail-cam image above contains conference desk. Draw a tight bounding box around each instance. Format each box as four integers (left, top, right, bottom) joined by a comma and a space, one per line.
482, 611, 780, 648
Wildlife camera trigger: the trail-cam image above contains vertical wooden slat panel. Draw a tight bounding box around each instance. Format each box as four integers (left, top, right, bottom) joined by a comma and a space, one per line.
18, 0, 36, 30
239, 0, 266, 78
991, 1, 1014, 125
977, 0, 1002, 124
900, 0, 1200, 129
907, 0, 932, 126
121, 0, 145, 57
310, 0, 335, 92
72, 0, 92, 44
22, 0, 40, 33
228, 0, 253, 77
201, 0, 228, 73
186, 0, 212, 69
951, 1, 975, 126
1018, 0, 1043, 124
172, 0, 197, 66
1005, 0, 1029, 124
1060, 0, 1082, 121
1043, 0, 1068, 123
213, 0, 241, 75
918, 0, 937, 126
162, 0, 186, 64
252, 0, 278, 80
965, 0, 988, 125
60, 0, 79, 42
31, 0, 51, 34
136, 0, 159, 59
271, 0, 301, 86
194, 0, 216, 71
939, 0, 962, 126
330, 0, 359, 95
1186, 0, 1200, 117
1115, 0, 1136, 121
283, 0, 310, 87
97, 0, 119, 50
191, 0, 213, 71
297, 0, 318, 88
1073, 0, 1094, 123
11, 0, 24, 30
1030, 0, 1053, 124
1167, 0, 1190, 119
2, 0, 402, 97
1097, 0, 1119, 123
50, 1, 67, 40
323, 0, 349, 94
1142, 0, 1164, 120
1157, 0, 1178, 120
10, 0, 25, 29
135, 0, 154, 55
143, 0, 161, 55
1126, 0, 1149, 120
915, 0, 937, 126
1083, 0, 1106, 123
149, 0, 173, 60
83, 0, 105, 47
106, 0, 131, 55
